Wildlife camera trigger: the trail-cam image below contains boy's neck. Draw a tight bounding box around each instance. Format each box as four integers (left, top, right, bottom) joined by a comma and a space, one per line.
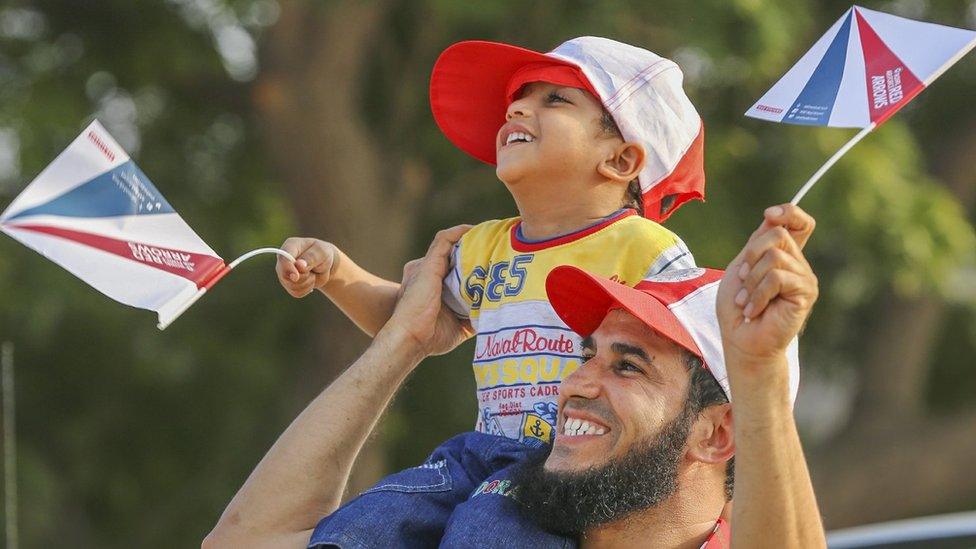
511, 181, 629, 241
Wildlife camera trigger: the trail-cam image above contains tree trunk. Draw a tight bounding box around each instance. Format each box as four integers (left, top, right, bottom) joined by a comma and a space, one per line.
253, 0, 425, 498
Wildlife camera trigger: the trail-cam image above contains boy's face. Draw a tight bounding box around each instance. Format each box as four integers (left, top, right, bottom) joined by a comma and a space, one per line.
495, 81, 621, 187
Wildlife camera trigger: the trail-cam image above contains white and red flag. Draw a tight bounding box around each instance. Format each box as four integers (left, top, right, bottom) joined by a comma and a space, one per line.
0, 120, 290, 329
746, 5, 976, 202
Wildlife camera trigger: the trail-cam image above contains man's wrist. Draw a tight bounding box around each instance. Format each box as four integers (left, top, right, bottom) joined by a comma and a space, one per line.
373, 322, 428, 368
724, 351, 792, 404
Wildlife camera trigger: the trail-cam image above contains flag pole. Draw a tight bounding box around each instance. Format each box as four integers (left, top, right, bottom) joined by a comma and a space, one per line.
156, 247, 295, 330
790, 123, 875, 205
2, 342, 17, 549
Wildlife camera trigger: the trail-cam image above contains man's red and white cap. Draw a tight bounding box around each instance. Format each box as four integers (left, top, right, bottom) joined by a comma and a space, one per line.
430, 36, 705, 222
545, 266, 801, 405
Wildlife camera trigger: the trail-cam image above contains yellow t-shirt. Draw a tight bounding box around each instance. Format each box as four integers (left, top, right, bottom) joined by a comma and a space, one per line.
443, 209, 695, 446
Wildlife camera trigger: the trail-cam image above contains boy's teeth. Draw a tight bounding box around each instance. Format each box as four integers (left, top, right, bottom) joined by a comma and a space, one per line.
506, 131, 535, 144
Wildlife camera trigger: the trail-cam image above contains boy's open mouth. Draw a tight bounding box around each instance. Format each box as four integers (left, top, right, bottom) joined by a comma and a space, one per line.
498, 122, 537, 149
504, 131, 536, 146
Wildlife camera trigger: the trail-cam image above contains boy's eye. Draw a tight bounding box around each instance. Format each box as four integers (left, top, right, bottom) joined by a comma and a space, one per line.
546, 91, 571, 104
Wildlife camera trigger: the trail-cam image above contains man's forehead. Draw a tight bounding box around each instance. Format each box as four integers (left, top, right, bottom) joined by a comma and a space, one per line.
585, 309, 677, 353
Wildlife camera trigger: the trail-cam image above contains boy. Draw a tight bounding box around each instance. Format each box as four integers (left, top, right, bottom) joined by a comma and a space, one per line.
277, 36, 705, 546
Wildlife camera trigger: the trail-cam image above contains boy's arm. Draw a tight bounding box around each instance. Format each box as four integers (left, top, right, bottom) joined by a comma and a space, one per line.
717, 205, 826, 548
277, 238, 399, 337
206, 227, 472, 549
318, 245, 400, 336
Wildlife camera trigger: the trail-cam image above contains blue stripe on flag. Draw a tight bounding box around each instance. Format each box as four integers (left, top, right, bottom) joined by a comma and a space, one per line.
784, 12, 853, 126
6, 160, 175, 221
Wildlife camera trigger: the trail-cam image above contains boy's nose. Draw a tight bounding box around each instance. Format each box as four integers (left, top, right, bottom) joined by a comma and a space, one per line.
505, 97, 532, 120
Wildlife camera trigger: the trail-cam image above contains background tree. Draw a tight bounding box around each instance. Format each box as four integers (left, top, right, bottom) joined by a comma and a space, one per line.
0, 0, 974, 546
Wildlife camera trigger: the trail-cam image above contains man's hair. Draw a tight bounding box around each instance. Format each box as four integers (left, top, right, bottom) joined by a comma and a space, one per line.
683, 351, 734, 500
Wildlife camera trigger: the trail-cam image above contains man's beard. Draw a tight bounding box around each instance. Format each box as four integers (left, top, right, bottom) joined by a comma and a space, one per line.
512, 402, 695, 537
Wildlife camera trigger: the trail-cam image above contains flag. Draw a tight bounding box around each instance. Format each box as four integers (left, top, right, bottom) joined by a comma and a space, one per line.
0, 120, 231, 328
746, 5, 976, 128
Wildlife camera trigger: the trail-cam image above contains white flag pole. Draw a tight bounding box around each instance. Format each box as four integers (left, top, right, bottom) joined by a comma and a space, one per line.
790, 123, 875, 205
156, 247, 295, 330
2, 342, 17, 549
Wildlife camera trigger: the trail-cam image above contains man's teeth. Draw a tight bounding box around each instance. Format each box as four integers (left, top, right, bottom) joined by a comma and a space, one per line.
562, 418, 607, 437
506, 131, 535, 145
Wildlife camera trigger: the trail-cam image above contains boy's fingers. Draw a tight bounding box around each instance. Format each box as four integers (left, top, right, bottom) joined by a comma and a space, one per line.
279, 238, 311, 279
286, 277, 316, 298
276, 257, 299, 282
280, 237, 307, 260
298, 244, 331, 274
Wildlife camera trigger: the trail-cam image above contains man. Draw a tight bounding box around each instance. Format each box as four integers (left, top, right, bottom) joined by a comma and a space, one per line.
204, 204, 825, 548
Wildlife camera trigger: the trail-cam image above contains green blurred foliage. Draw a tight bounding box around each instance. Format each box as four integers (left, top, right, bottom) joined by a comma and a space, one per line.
0, 0, 974, 546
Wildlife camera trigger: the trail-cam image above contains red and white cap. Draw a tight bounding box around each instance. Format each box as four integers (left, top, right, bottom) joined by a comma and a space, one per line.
430, 36, 706, 222
545, 266, 800, 405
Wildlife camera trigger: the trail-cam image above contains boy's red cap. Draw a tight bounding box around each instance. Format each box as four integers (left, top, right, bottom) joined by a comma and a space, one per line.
430, 37, 706, 222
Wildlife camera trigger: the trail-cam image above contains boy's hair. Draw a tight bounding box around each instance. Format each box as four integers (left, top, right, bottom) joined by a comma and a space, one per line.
599, 110, 645, 217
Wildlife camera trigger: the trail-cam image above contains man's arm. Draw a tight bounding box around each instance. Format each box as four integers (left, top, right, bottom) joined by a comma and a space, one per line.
206, 226, 472, 549
277, 238, 400, 337
717, 204, 826, 548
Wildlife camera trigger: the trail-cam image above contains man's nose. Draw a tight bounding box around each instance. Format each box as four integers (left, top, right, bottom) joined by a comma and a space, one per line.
561, 357, 602, 399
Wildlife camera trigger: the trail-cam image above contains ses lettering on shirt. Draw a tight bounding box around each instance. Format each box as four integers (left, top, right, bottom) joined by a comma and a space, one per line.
465, 254, 534, 309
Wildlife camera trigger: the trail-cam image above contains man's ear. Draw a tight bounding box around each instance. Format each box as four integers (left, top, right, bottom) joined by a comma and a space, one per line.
597, 141, 645, 183
686, 403, 735, 465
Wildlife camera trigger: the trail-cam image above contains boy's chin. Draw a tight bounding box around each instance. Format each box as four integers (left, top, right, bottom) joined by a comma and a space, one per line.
495, 163, 537, 187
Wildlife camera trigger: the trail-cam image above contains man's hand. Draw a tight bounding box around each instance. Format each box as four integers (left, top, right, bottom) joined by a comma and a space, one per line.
716, 204, 818, 366
382, 225, 474, 358
276, 237, 339, 297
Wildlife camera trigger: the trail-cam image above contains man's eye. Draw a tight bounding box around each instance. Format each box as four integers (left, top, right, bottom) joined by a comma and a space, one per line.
546, 91, 570, 104
580, 353, 595, 363
617, 361, 642, 373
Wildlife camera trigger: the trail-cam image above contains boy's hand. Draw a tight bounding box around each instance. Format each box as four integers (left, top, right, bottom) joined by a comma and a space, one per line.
276, 237, 339, 297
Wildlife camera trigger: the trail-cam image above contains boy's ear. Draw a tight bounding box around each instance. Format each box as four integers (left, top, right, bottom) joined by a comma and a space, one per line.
686, 403, 735, 466
597, 141, 645, 183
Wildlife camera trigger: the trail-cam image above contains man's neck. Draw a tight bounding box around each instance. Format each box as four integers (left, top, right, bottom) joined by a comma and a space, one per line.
508, 179, 628, 241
